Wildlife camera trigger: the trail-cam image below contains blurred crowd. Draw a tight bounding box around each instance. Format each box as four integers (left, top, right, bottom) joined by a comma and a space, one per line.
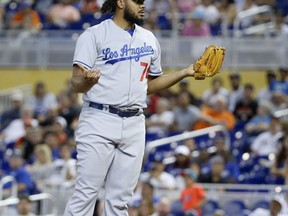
1, 67, 288, 215
0, 0, 287, 37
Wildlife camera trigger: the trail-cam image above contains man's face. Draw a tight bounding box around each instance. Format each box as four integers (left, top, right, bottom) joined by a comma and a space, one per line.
124, 0, 145, 26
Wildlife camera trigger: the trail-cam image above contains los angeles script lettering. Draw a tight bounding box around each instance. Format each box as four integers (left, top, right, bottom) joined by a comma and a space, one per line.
102, 43, 154, 62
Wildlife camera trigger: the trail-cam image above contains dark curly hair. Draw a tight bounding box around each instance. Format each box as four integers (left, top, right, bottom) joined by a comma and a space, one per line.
101, 0, 117, 14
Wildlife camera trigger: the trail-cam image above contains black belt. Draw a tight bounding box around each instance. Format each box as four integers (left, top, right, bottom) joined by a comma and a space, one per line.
89, 102, 141, 118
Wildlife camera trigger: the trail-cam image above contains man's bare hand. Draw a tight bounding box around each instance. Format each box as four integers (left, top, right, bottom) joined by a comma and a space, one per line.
83, 68, 101, 84
77, 64, 101, 84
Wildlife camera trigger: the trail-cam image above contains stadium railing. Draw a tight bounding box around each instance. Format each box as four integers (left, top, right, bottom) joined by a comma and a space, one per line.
145, 125, 230, 165
0, 192, 58, 216
0, 31, 287, 70
233, 5, 276, 38
0, 175, 17, 200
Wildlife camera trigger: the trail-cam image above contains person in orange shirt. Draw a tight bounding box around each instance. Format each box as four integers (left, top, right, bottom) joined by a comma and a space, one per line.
9, 2, 41, 31
180, 169, 206, 216
193, 94, 236, 131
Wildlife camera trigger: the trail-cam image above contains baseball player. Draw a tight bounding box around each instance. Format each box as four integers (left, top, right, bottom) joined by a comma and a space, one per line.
63, 0, 225, 215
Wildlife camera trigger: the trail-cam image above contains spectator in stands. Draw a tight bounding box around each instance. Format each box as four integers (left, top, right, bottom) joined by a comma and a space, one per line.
249, 196, 284, 216
146, 97, 175, 138
180, 169, 206, 216
270, 91, 288, 112
239, 0, 258, 28
16, 194, 36, 216
198, 155, 229, 183
257, 70, 277, 102
9, 1, 41, 32
0, 107, 38, 146
28, 144, 54, 191
144, 0, 176, 31
270, 67, 288, 95
194, 0, 221, 35
194, 95, 236, 131
32, 0, 54, 17
275, 9, 288, 36
217, 0, 238, 35
233, 83, 258, 123
245, 100, 273, 135
151, 196, 173, 216
24, 81, 58, 124
15, 126, 43, 164
46, 0, 81, 28
0, 89, 23, 131
270, 133, 288, 184
169, 145, 191, 189
172, 92, 201, 132
48, 116, 68, 145
227, 72, 243, 112
212, 136, 239, 182
202, 77, 229, 107
129, 181, 159, 216
251, 115, 283, 156
49, 143, 77, 186
172, 92, 220, 132
58, 90, 82, 137
176, 0, 196, 13
43, 130, 61, 160
143, 9, 161, 31
79, 0, 101, 14
177, 79, 200, 106
140, 156, 176, 190
3, 149, 33, 196
180, 10, 211, 37
182, 138, 197, 154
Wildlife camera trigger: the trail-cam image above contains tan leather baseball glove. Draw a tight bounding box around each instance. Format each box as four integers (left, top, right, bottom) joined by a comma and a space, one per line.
193, 45, 226, 80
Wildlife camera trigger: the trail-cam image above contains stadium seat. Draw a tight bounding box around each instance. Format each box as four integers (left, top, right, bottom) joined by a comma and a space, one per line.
251, 199, 270, 211
223, 200, 246, 216
170, 200, 185, 216
201, 199, 219, 216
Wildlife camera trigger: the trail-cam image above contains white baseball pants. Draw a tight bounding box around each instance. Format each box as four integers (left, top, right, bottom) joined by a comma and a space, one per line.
63, 106, 146, 216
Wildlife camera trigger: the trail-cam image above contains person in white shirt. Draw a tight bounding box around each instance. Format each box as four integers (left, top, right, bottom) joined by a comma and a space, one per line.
146, 97, 174, 138
140, 156, 176, 190
49, 143, 77, 187
249, 197, 284, 216
251, 116, 283, 156
202, 77, 229, 107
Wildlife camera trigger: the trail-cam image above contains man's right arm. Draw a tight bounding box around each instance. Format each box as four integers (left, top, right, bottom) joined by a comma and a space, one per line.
71, 64, 101, 93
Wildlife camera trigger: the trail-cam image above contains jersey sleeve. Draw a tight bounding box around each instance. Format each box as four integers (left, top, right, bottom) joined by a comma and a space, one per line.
149, 37, 163, 77
73, 29, 97, 69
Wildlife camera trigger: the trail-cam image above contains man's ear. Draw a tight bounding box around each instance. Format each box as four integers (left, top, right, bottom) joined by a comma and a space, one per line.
117, 0, 124, 9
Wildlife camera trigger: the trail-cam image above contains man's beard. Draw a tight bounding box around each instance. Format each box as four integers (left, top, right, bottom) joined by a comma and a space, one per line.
124, 7, 144, 26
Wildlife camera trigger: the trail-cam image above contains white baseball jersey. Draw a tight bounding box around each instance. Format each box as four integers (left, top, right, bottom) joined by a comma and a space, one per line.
73, 18, 163, 109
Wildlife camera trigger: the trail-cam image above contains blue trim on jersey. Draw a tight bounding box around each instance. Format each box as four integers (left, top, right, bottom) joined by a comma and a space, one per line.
149, 71, 162, 75
73, 61, 92, 69
126, 29, 134, 36
105, 53, 153, 65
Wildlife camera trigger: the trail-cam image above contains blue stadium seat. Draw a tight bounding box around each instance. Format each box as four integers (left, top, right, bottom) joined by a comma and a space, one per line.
251, 200, 270, 211
171, 200, 185, 216
202, 200, 219, 216
223, 200, 246, 216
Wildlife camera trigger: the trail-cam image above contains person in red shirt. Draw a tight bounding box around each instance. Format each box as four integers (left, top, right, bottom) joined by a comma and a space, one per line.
180, 169, 206, 216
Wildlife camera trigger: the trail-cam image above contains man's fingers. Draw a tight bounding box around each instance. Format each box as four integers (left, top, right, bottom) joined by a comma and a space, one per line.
84, 69, 101, 83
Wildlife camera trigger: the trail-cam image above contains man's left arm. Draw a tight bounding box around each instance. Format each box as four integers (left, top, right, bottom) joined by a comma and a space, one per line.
147, 65, 194, 95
